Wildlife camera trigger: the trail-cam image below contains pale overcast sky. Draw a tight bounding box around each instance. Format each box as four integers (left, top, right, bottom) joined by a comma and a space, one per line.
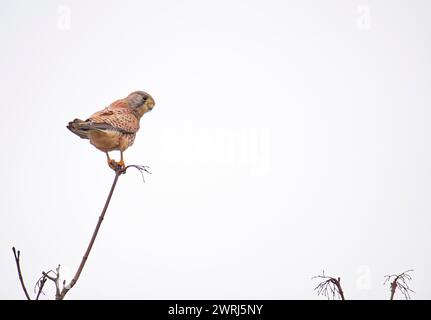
1, 0, 430, 299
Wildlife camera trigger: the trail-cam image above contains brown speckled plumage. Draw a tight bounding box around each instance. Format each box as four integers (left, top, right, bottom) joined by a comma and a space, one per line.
67, 91, 155, 168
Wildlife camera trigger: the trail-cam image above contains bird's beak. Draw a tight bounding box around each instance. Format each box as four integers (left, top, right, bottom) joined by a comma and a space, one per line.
148, 99, 155, 110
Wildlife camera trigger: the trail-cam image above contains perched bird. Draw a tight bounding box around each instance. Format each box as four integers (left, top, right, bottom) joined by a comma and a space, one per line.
67, 91, 155, 170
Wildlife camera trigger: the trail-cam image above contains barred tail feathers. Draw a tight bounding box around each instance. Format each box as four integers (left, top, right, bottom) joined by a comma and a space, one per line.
66, 119, 92, 139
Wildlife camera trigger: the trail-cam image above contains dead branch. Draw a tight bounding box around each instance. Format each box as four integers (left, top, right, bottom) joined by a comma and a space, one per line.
34, 272, 49, 300
57, 168, 122, 299
59, 165, 150, 300
12, 164, 150, 300
312, 271, 345, 300
384, 269, 414, 300
12, 247, 31, 300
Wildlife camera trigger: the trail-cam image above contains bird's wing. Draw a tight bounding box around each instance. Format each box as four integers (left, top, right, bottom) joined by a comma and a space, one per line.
88, 100, 140, 134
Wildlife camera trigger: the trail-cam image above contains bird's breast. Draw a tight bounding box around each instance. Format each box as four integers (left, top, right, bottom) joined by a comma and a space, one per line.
88, 130, 121, 152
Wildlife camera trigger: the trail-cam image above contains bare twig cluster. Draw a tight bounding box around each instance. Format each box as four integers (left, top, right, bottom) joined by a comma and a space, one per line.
384, 269, 414, 300
313, 269, 415, 300
12, 164, 150, 300
312, 271, 345, 300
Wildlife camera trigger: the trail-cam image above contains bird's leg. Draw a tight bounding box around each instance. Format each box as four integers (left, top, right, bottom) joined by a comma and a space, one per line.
106, 152, 118, 170
117, 151, 125, 168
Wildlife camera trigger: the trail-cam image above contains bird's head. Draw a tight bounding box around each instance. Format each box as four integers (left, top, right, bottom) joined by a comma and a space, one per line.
126, 91, 155, 118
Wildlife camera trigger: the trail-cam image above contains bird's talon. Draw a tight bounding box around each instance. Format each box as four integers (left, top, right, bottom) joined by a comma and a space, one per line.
108, 159, 118, 170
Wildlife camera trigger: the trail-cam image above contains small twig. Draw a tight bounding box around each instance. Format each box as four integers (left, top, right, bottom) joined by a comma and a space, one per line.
384, 270, 414, 300
34, 273, 48, 300
40, 266, 62, 299
123, 164, 151, 182
41, 270, 56, 282
12, 247, 31, 300
312, 271, 345, 300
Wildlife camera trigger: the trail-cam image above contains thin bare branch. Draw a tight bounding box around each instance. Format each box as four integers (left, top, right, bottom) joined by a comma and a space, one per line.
13, 164, 151, 300
34, 273, 48, 300
58, 165, 149, 299
12, 247, 31, 300
57, 169, 122, 299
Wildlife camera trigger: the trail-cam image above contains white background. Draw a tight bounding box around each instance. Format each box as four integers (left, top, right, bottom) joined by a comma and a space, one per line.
0, 0, 430, 299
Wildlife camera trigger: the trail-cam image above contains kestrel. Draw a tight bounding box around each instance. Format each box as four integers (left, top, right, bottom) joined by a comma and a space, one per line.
67, 91, 155, 170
